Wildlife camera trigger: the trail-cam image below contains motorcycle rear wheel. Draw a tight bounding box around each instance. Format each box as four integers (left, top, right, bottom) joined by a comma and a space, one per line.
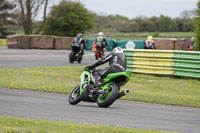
69, 52, 75, 63
77, 54, 82, 63
95, 50, 99, 60
97, 84, 119, 108
68, 85, 81, 105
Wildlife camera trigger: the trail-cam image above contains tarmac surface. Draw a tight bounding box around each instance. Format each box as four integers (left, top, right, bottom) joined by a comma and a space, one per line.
0, 46, 99, 68
0, 88, 200, 133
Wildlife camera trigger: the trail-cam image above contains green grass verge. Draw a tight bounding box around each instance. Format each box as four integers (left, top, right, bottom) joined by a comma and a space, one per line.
0, 115, 181, 133
85, 32, 194, 40
0, 66, 199, 108
0, 39, 6, 46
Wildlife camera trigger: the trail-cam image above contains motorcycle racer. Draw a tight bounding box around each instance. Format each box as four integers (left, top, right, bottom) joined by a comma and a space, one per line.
95, 32, 108, 58
84, 47, 127, 87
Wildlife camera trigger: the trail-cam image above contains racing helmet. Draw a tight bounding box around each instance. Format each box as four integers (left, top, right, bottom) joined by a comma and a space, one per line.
98, 32, 104, 37
112, 47, 123, 53
147, 36, 153, 40
77, 33, 82, 38
191, 37, 195, 41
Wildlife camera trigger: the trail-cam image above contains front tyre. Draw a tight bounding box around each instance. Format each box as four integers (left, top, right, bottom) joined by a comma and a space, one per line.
68, 85, 81, 105
97, 84, 119, 108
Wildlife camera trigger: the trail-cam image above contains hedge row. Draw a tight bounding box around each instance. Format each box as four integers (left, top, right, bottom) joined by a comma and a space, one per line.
7, 35, 191, 51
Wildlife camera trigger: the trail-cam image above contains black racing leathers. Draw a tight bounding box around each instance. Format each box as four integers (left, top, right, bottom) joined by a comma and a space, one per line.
89, 52, 127, 79
73, 37, 85, 48
72, 37, 85, 54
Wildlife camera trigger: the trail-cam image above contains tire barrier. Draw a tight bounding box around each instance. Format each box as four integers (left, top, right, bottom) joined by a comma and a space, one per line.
29, 35, 56, 49
86, 39, 145, 51
6, 35, 194, 51
7, 35, 30, 49
116, 40, 145, 49
154, 38, 191, 50
85, 38, 116, 51
55, 37, 74, 50
124, 49, 200, 78
86, 38, 191, 51
6, 35, 74, 50
173, 51, 200, 78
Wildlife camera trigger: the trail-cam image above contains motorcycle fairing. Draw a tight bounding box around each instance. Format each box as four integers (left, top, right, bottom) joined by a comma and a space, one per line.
102, 72, 131, 86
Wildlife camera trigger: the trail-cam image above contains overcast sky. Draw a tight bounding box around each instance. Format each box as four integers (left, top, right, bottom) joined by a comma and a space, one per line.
49, 0, 199, 19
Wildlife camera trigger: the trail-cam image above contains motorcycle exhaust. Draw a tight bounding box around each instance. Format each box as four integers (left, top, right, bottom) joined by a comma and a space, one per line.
117, 89, 129, 99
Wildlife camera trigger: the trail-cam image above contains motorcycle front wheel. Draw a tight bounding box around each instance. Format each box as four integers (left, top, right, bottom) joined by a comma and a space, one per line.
68, 85, 81, 105
97, 84, 119, 108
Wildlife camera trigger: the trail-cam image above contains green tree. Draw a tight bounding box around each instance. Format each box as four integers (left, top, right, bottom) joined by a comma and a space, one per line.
132, 17, 144, 32
159, 15, 172, 32
107, 15, 130, 32
17, 0, 49, 35
96, 15, 131, 33
96, 15, 110, 31
170, 19, 178, 32
43, 0, 96, 36
149, 16, 160, 31
174, 18, 184, 32
129, 20, 140, 32
0, 0, 16, 38
182, 17, 194, 32
195, 1, 200, 51
0, 0, 16, 27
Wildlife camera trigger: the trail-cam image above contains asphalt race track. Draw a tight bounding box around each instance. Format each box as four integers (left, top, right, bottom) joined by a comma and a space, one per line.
0, 88, 200, 133
0, 46, 98, 68
0, 47, 200, 133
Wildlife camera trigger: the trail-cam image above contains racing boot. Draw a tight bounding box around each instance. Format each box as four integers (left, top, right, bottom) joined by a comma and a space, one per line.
92, 71, 102, 87
94, 76, 101, 87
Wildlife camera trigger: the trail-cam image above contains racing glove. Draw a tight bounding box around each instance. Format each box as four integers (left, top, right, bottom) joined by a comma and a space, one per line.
84, 66, 91, 71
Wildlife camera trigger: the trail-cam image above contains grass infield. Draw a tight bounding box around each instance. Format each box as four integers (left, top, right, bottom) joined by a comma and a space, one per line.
0, 115, 181, 133
0, 66, 199, 108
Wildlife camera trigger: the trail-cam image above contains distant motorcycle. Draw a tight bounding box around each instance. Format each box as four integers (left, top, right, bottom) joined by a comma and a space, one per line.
69, 43, 83, 63
95, 43, 105, 60
188, 41, 195, 50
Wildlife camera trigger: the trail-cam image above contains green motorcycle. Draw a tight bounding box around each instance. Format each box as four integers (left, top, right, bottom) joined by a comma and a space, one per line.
68, 69, 131, 108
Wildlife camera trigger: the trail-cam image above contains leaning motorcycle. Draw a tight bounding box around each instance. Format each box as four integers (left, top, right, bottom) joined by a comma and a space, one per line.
68, 69, 131, 108
95, 43, 105, 60
69, 43, 83, 63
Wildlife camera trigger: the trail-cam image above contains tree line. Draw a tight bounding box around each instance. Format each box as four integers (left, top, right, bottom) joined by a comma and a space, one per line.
96, 13, 195, 33
0, 0, 196, 35
0, 0, 200, 50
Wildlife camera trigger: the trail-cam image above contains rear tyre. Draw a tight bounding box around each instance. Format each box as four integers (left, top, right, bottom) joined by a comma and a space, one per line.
69, 52, 75, 63
99, 51, 103, 59
102, 51, 105, 59
97, 84, 119, 108
95, 50, 99, 60
68, 85, 81, 105
77, 54, 82, 63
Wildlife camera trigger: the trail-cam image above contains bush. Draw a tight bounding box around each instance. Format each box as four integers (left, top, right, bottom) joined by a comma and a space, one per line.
152, 31, 160, 37
195, 1, 200, 51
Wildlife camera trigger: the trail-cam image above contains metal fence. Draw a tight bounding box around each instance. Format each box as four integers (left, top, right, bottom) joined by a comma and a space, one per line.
124, 49, 200, 78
